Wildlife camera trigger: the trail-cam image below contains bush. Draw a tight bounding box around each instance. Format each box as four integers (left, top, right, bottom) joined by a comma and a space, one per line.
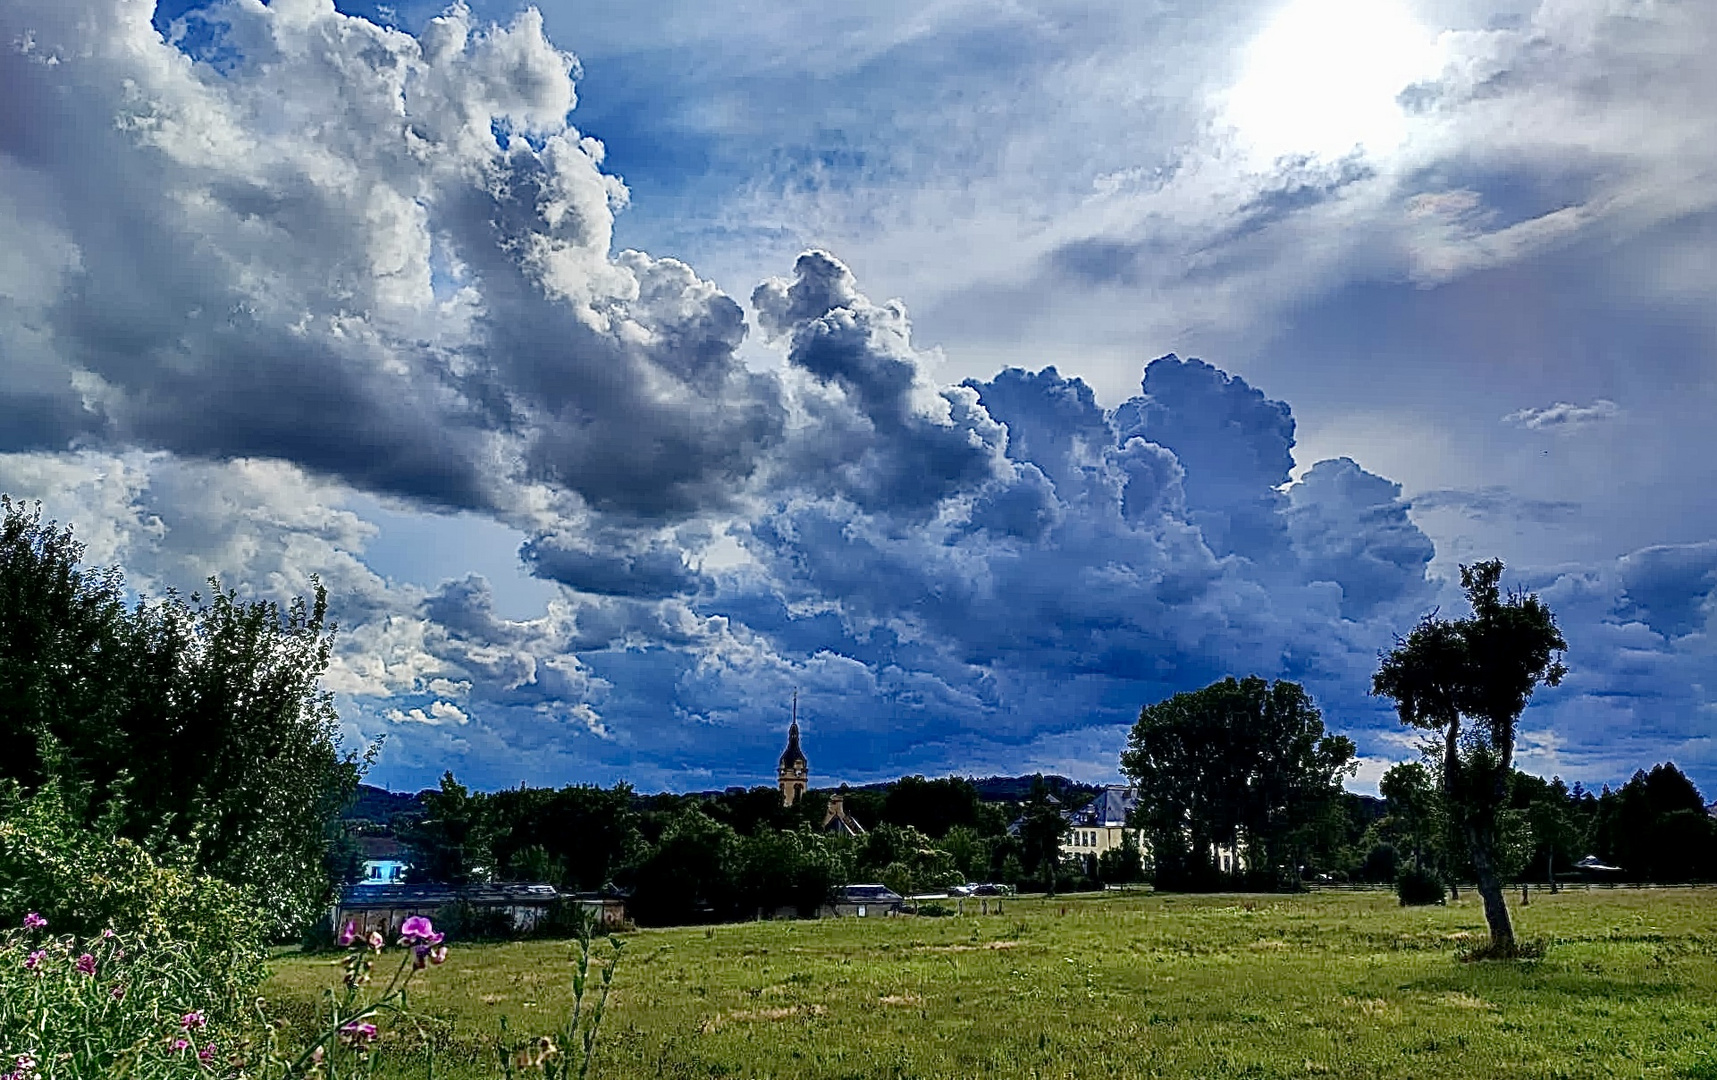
0, 783, 265, 979
0, 917, 256, 1077
1360, 842, 1400, 883
1396, 864, 1446, 906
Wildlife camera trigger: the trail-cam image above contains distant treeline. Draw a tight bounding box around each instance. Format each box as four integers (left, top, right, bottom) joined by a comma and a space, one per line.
348, 772, 1110, 925
348, 756, 1717, 929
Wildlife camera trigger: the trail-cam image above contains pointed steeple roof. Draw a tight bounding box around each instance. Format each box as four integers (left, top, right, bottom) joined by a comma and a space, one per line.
779, 719, 807, 770
779, 691, 807, 771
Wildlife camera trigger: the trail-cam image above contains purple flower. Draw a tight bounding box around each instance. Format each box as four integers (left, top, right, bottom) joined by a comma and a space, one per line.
110, 984, 126, 1000
181, 1011, 207, 1031
340, 1020, 379, 1044
338, 921, 358, 947
23, 950, 45, 971
21, 912, 46, 931
398, 916, 444, 947
170, 1039, 189, 1053
197, 1043, 217, 1063
75, 953, 97, 975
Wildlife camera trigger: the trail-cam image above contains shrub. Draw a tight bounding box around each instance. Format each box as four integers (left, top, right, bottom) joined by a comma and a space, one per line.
1396, 864, 1446, 906
0, 916, 255, 1077
0, 783, 265, 979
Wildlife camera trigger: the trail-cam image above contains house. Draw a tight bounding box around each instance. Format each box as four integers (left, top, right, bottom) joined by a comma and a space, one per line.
1060, 785, 1148, 871
822, 791, 867, 836
330, 883, 561, 941
356, 836, 410, 885
820, 883, 904, 918
1059, 785, 1244, 876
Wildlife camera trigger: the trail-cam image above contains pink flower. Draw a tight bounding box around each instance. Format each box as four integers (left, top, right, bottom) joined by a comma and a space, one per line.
75, 953, 97, 975
343, 1020, 378, 1042
23, 950, 44, 971
170, 1039, 189, 1053
197, 1043, 217, 1063
338, 921, 358, 947
110, 984, 126, 1000
398, 916, 444, 947
101, 928, 115, 940
428, 945, 449, 966
21, 912, 46, 931
366, 931, 385, 952
181, 1011, 207, 1031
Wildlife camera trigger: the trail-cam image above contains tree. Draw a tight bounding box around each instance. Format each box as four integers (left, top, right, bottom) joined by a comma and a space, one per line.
399, 772, 496, 885
1121, 677, 1356, 890
1097, 829, 1146, 885
628, 807, 739, 926
1379, 762, 1437, 871
0, 497, 363, 936
881, 775, 982, 838
1014, 776, 1070, 894
1373, 559, 1566, 954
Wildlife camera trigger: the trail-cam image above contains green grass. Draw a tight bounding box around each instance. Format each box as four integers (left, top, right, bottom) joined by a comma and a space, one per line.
265, 887, 1717, 1079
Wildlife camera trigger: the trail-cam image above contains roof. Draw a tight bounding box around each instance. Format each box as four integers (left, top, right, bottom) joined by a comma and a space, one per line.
779, 720, 807, 770
835, 883, 903, 903
1067, 785, 1137, 828
336, 883, 561, 909
357, 836, 408, 861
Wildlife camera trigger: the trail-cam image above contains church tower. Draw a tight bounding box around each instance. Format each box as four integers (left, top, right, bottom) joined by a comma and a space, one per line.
778, 691, 808, 807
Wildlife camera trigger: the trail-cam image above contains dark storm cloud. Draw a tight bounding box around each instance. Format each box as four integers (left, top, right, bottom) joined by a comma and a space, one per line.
0, 0, 786, 526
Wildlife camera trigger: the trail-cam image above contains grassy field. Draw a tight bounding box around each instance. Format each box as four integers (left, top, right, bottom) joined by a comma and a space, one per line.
266, 887, 1717, 1079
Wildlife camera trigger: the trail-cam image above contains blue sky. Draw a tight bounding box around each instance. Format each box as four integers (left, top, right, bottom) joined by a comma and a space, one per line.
2, 0, 1714, 796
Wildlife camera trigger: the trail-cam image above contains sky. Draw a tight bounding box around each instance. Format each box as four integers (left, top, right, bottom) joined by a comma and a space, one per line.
1, 0, 1714, 796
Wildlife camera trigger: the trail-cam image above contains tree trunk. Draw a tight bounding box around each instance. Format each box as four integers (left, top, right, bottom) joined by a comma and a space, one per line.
1548, 849, 1558, 894
1466, 824, 1516, 953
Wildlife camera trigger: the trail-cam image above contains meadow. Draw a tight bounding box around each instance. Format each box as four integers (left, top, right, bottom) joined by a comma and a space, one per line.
265, 887, 1717, 1079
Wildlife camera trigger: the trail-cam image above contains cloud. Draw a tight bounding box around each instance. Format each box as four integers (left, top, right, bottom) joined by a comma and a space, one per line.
387, 701, 471, 726
0, 0, 785, 526
3, 0, 1714, 798
1503, 399, 1621, 431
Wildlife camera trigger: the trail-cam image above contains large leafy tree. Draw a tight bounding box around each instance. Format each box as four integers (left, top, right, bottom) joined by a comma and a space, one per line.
0, 498, 361, 936
1121, 677, 1356, 890
1373, 560, 1566, 953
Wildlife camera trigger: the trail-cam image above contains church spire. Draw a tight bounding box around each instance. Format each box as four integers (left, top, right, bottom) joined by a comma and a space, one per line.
778, 689, 808, 806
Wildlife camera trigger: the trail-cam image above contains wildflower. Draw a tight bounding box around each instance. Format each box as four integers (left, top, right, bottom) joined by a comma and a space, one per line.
111, 984, 126, 1000
170, 1039, 190, 1053
23, 950, 45, 971
198, 1043, 217, 1063
340, 1020, 379, 1045
338, 921, 357, 947
101, 928, 115, 940
75, 953, 97, 975
21, 912, 46, 931
181, 1010, 207, 1031
366, 930, 385, 952
412, 940, 451, 969
11, 1053, 38, 1076
398, 916, 443, 947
